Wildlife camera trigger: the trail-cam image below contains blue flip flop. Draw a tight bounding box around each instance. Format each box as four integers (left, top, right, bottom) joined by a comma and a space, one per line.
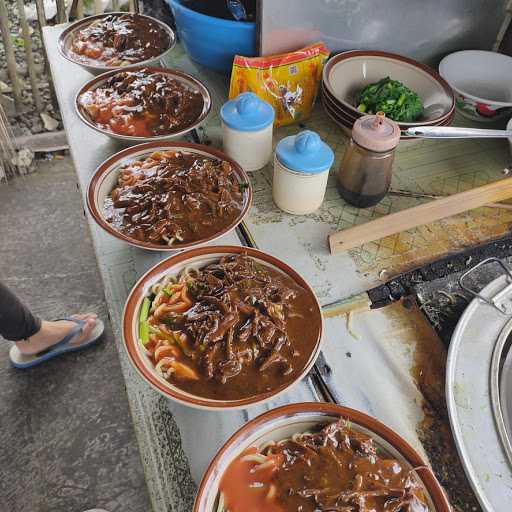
9, 317, 105, 369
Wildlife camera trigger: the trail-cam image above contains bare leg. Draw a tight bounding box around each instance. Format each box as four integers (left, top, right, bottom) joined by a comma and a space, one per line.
15, 314, 98, 355
0, 280, 98, 354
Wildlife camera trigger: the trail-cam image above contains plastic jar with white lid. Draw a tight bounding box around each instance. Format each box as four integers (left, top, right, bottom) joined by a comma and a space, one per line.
273, 130, 334, 215
220, 92, 274, 172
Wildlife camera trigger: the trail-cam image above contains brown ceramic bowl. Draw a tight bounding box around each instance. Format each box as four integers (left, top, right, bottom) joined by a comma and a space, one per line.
75, 66, 211, 144
86, 141, 252, 251
323, 82, 454, 129
321, 93, 454, 141
58, 12, 176, 75
122, 247, 324, 409
323, 50, 455, 128
194, 402, 452, 511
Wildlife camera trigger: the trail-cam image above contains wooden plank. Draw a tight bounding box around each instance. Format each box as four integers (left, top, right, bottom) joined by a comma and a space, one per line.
129, 0, 140, 13
56, 0, 68, 23
329, 177, 512, 254
34, 0, 47, 28
14, 131, 68, 153
0, 0, 23, 110
16, 0, 43, 111
94, 0, 103, 15
76, 0, 84, 20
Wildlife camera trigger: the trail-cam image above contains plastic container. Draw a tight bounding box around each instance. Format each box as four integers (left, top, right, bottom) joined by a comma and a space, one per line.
273, 130, 334, 215
167, 0, 256, 73
337, 113, 401, 208
221, 92, 274, 172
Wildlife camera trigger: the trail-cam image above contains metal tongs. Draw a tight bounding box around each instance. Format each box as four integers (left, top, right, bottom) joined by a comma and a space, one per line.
405, 126, 512, 139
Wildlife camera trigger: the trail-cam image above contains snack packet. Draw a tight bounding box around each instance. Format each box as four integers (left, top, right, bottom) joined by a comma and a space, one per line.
229, 42, 330, 127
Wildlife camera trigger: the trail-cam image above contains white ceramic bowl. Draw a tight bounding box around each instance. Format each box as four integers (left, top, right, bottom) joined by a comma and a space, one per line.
439, 50, 512, 122
323, 50, 454, 127
122, 248, 323, 410
86, 141, 251, 251
194, 403, 452, 511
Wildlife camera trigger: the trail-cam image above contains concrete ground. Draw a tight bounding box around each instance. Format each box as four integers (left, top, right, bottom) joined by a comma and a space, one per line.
0, 157, 151, 512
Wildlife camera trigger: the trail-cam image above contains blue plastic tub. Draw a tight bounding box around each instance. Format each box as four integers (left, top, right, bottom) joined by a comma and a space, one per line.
167, 0, 256, 73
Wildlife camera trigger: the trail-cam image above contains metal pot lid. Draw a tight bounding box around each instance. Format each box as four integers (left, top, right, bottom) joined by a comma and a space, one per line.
500, 339, 512, 453
447, 258, 512, 511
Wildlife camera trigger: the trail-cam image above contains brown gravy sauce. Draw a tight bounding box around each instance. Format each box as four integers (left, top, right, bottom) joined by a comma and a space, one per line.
220, 420, 431, 512
70, 13, 170, 66
104, 151, 245, 246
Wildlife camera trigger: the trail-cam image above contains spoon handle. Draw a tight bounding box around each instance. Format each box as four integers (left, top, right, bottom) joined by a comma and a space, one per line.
405, 126, 512, 139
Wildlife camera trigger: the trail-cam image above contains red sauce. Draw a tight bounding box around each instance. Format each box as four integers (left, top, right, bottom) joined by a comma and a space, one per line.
218, 421, 431, 512
219, 447, 284, 512
79, 69, 204, 138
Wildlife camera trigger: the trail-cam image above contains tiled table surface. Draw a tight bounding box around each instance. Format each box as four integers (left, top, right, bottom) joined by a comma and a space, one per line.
43, 26, 498, 511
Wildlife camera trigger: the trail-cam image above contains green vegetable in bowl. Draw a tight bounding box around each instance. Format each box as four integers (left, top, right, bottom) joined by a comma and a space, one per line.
356, 77, 423, 122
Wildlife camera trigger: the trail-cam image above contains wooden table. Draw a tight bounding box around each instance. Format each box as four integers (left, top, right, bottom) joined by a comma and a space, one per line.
43, 26, 493, 511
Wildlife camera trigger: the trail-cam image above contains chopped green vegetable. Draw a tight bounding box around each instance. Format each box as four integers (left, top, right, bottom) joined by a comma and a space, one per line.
149, 324, 176, 343
139, 297, 151, 345
239, 182, 249, 193
162, 287, 174, 297
356, 77, 423, 122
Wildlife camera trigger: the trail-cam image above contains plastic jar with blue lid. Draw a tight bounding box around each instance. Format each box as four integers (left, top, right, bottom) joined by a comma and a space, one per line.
220, 92, 274, 172
273, 130, 334, 214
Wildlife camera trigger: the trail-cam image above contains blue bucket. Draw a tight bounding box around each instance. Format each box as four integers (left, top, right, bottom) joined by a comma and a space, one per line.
167, 0, 257, 73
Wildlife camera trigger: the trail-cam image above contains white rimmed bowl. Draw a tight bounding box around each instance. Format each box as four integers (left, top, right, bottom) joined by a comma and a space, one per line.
439, 50, 512, 122
86, 141, 252, 251
122, 247, 323, 410
194, 402, 452, 511
323, 50, 454, 128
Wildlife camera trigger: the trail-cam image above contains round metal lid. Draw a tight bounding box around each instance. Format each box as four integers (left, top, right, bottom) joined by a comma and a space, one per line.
447, 258, 512, 511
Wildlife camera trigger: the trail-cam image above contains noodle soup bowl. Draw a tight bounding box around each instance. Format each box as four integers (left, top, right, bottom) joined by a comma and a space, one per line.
75, 66, 211, 144
87, 141, 252, 252
194, 402, 452, 511
122, 247, 324, 410
58, 12, 176, 75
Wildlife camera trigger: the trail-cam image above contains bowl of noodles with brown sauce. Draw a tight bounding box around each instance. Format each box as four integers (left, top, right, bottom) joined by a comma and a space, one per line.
194, 402, 452, 512
122, 246, 323, 409
58, 12, 176, 74
87, 141, 251, 251
76, 66, 211, 143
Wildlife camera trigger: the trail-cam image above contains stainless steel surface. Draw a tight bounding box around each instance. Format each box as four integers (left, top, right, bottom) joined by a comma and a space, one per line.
447, 270, 512, 511
459, 257, 512, 314
501, 340, 512, 454
490, 318, 512, 468
406, 126, 512, 139
259, 0, 508, 64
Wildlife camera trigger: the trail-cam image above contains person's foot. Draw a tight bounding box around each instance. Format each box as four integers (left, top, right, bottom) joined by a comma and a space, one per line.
15, 314, 98, 355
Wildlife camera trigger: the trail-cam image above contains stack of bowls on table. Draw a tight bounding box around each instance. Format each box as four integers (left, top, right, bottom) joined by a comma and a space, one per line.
322, 50, 455, 140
